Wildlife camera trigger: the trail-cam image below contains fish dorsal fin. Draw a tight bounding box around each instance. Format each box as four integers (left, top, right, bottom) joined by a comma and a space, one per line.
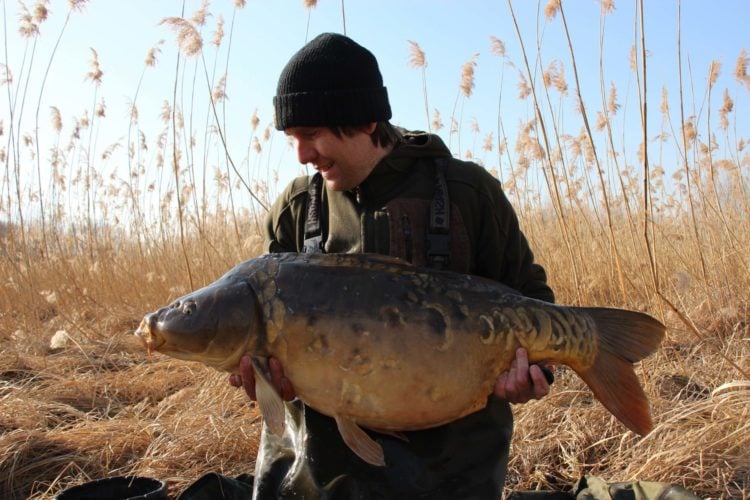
251, 357, 286, 436
357, 253, 411, 266
334, 415, 386, 467
305, 252, 412, 269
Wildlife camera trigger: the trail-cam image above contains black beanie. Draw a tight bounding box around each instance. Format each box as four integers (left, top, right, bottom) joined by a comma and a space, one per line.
273, 33, 392, 130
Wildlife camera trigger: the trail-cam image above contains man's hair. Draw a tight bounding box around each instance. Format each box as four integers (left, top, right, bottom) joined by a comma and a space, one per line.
329, 121, 402, 148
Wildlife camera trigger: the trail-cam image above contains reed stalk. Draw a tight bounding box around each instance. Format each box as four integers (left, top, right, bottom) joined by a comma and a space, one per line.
676, 0, 711, 302
507, 0, 583, 302
557, 0, 627, 303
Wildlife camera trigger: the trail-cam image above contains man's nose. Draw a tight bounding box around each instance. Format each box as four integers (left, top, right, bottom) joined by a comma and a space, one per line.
296, 141, 317, 164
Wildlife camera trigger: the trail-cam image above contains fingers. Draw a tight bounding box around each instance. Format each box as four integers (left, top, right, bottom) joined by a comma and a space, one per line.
513, 347, 531, 394
493, 348, 551, 404
228, 373, 241, 388
493, 371, 507, 399
528, 364, 551, 400
228, 355, 296, 403
269, 357, 296, 401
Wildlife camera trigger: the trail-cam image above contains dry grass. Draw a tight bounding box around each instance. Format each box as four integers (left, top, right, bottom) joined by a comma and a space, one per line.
0, 312, 263, 498
2, 208, 748, 498
1, 1, 749, 499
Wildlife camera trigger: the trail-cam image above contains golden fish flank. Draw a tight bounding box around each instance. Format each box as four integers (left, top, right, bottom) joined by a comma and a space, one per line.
419, 302, 454, 351
306, 334, 330, 356
379, 305, 406, 328
339, 348, 375, 377
136, 252, 665, 468
428, 385, 446, 403
340, 379, 363, 406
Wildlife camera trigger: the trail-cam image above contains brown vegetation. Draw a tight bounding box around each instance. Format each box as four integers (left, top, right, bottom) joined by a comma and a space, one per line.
1, 0, 748, 498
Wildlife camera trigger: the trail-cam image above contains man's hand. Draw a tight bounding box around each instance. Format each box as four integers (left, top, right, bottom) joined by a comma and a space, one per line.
494, 348, 552, 404
228, 355, 296, 401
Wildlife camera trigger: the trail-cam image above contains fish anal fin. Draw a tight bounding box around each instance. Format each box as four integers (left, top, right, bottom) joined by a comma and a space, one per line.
251, 357, 286, 436
334, 415, 386, 467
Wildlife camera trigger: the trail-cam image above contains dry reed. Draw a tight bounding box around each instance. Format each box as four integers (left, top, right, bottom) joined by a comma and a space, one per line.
0, 1, 748, 499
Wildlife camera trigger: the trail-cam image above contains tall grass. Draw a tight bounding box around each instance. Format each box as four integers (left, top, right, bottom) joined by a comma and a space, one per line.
0, 0, 748, 498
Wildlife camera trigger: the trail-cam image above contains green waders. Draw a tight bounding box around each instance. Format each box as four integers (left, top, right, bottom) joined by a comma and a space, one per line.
251, 397, 513, 499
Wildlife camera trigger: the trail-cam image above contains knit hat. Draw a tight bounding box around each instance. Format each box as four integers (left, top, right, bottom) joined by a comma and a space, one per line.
273, 33, 392, 130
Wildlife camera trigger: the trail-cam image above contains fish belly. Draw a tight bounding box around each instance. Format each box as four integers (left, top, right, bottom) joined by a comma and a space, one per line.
254, 253, 550, 430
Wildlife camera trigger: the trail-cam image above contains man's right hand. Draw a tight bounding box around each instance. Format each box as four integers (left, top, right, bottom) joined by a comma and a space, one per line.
493, 348, 552, 404
228, 355, 296, 401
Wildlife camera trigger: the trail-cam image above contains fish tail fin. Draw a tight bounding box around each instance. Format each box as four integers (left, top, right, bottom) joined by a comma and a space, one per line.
574, 308, 665, 435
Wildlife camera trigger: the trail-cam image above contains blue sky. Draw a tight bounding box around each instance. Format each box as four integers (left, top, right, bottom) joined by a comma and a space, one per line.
2, 0, 748, 213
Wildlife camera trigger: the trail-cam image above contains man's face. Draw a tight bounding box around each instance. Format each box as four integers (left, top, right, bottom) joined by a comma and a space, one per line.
286, 124, 378, 191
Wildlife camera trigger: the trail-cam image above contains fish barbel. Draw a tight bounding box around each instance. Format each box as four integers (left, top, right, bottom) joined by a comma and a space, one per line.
135, 253, 665, 466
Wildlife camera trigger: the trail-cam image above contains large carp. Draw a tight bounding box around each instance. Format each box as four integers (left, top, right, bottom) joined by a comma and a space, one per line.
136, 253, 665, 466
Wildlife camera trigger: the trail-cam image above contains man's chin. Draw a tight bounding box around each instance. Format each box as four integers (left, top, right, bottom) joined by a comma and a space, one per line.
323, 176, 351, 191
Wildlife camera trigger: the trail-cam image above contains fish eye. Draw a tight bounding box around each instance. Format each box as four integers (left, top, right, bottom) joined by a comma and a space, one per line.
182, 301, 197, 316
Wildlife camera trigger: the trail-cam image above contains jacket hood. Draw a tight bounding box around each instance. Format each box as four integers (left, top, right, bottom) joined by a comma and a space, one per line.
389, 129, 452, 161
369, 129, 451, 176
353, 129, 451, 206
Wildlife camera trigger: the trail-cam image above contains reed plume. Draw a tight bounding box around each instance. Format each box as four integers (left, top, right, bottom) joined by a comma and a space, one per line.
160, 17, 203, 57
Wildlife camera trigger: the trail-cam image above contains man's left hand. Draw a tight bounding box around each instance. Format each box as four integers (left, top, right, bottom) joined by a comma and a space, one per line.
494, 347, 552, 403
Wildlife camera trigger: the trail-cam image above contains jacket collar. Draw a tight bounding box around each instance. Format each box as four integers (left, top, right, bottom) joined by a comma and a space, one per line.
351, 130, 451, 205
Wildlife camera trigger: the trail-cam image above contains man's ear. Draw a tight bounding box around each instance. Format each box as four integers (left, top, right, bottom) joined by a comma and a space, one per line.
364, 122, 377, 134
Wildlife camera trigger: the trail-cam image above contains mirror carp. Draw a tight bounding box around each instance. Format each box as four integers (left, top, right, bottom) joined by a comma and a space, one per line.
136, 253, 665, 466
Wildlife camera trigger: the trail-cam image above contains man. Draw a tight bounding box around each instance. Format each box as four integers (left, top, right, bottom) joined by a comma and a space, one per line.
230, 33, 555, 499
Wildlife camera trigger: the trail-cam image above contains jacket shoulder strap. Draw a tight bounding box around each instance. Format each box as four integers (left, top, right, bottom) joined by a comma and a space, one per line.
303, 173, 325, 254
427, 157, 450, 269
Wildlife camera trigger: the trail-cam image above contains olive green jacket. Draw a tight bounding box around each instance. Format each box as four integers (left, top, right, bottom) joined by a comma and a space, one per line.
255, 130, 554, 499
265, 130, 554, 303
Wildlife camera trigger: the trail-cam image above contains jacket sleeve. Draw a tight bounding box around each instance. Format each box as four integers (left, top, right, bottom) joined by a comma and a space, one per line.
264, 176, 310, 253
475, 177, 555, 304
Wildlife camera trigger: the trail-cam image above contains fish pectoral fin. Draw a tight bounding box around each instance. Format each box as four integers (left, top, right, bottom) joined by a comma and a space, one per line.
334, 415, 386, 467
251, 357, 286, 437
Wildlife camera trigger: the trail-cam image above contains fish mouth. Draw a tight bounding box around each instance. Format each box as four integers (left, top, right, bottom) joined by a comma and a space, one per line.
133, 317, 221, 366
134, 318, 166, 356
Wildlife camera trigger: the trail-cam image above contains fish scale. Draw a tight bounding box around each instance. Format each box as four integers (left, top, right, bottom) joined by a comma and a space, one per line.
136, 252, 665, 467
